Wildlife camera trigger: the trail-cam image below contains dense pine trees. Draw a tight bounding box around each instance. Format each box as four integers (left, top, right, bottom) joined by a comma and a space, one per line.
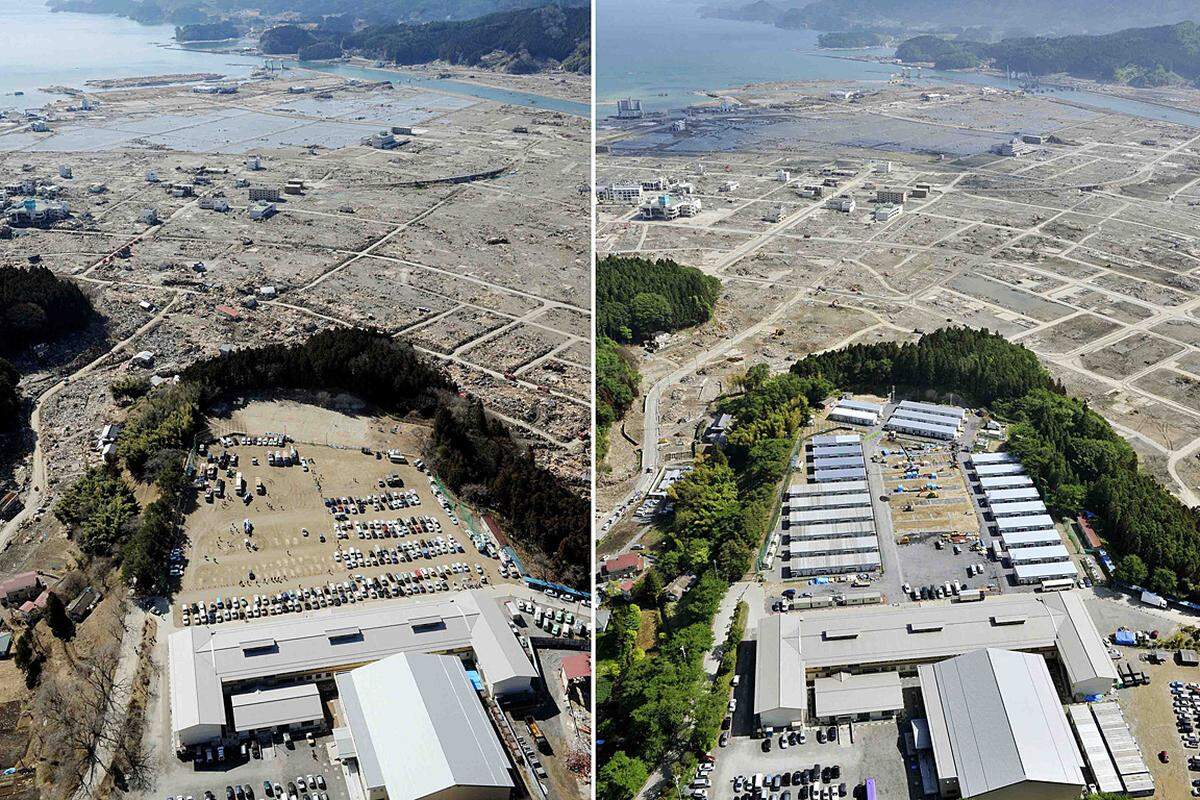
597, 256, 722, 343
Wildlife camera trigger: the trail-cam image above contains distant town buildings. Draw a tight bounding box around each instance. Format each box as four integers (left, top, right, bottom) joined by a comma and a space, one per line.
639, 193, 702, 220
873, 203, 903, 222
826, 196, 855, 213
248, 187, 280, 202
598, 184, 643, 205
875, 188, 908, 205
616, 98, 643, 119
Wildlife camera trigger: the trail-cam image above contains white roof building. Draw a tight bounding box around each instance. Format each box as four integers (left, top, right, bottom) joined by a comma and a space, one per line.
336, 652, 513, 800
754, 614, 806, 729
918, 648, 1084, 800
167, 591, 535, 746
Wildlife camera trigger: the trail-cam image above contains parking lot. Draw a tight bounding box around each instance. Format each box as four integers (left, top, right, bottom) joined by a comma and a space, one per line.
173, 426, 520, 624
708, 720, 916, 800
151, 730, 349, 800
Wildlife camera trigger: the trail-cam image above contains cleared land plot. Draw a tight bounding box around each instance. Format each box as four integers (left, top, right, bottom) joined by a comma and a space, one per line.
946, 273, 1074, 322
1080, 333, 1184, 380
177, 409, 513, 615
1152, 318, 1200, 348
880, 449, 974, 538
1019, 313, 1121, 355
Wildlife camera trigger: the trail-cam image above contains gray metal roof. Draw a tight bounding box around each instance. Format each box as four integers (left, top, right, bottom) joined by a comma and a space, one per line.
788, 506, 874, 524
970, 452, 1016, 465
754, 615, 806, 720
1089, 701, 1152, 792
811, 455, 865, 470
974, 463, 1026, 477
1000, 529, 1062, 547
813, 671, 902, 719
1014, 562, 1079, 581
890, 408, 963, 428
814, 467, 868, 482
230, 683, 323, 732
994, 514, 1055, 531
788, 551, 881, 573
834, 398, 885, 414
883, 418, 958, 438
337, 653, 513, 800
984, 487, 1041, 503
1066, 704, 1123, 793
978, 475, 1033, 489
788, 536, 880, 556
784, 520, 876, 540
811, 434, 862, 445
786, 492, 872, 511
1005, 544, 1070, 564
898, 400, 965, 420
989, 500, 1048, 517
828, 408, 876, 424
168, 591, 536, 742
786, 480, 869, 497
785, 592, 1111, 697
808, 444, 865, 458
1043, 591, 1118, 693
920, 648, 1083, 798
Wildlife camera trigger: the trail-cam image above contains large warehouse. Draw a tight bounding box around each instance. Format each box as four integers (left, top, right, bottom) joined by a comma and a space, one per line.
167, 591, 537, 746
751, 591, 1116, 731
754, 614, 807, 728
916, 648, 1085, 800
336, 652, 514, 800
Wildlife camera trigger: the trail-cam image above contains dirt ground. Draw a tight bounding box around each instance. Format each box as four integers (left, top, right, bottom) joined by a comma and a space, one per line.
880, 445, 975, 538
175, 401, 520, 618
1120, 657, 1200, 799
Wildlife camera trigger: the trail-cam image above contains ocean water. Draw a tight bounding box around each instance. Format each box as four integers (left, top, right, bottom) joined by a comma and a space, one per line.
596, 0, 898, 113
0, 1, 261, 110
0, 1, 585, 116
596, 0, 1200, 128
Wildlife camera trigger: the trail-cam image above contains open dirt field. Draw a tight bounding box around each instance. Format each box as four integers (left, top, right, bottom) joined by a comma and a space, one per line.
175, 401, 519, 619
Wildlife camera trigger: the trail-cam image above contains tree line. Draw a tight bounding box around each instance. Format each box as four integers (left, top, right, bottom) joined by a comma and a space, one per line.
897, 21, 1200, 85
597, 365, 827, 800
596, 336, 639, 464
0, 266, 97, 431
595, 255, 722, 464
86, 327, 586, 590
0, 266, 95, 355
260, 4, 590, 73
597, 255, 722, 344
793, 326, 1200, 596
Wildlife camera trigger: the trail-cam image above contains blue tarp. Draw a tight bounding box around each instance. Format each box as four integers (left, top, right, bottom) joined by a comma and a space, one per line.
1114, 630, 1136, 646
465, 669, 484, 690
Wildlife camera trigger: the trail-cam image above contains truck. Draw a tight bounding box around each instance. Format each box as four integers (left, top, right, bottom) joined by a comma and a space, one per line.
234, 472, 246, 496
255, 477, 265, 496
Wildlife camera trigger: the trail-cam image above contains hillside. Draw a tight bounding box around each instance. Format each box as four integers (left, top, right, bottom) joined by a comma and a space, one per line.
897, 22, 1200, 85
337, 4, 589, 73
49, 0, 586, 28
790, 0, 1200, 37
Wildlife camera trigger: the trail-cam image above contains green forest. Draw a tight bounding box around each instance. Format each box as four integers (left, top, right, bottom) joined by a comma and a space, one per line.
75, 327, 587, 590
597, 256, 722, 344
793, 327, 1200, 594
260, 4, 589, 72
0, 266, 95, 355
595, 256, 722, 464
597, 365, 829, 800
897, 22, 1200, 85
0, 267, 97, 431
596, 336, 639, 464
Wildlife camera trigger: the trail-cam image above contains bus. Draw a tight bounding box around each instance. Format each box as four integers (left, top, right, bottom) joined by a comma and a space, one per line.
1038, 577, 1075, 592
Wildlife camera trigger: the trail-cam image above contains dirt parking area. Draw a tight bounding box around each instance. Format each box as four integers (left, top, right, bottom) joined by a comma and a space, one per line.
174, 402, 518, 620
1119, 658, 1199, 800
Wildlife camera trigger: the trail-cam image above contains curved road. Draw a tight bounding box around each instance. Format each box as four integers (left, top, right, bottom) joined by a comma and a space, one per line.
0, 294, 179, 552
